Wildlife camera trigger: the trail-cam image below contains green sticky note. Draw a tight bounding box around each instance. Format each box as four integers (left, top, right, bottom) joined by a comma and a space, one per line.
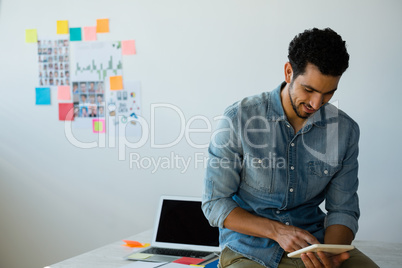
70, 27, 82, 41
94, 121, 101, 131
25, 29, 38, 43
93, 119, 105, 133
126, 253, 153, 260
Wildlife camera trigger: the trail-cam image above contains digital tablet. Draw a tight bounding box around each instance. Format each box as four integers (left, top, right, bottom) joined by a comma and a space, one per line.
287, 244, 355, 258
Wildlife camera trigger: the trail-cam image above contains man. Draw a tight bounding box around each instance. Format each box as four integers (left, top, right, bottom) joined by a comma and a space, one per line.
202, 28, 378, 268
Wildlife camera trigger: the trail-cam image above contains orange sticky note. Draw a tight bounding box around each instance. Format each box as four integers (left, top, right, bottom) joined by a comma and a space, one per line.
123, 240, 150, 248
109, 76, 123, 90
96, 18, 109, 33
57, 20, 69, 34
57, 86, 71, 100
83, 26, 97, 41
122, 40, 136, 55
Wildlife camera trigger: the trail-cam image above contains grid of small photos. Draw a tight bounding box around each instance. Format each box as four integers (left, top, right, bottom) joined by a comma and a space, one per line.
38, 39, 70, 86
72, 81, 105, 118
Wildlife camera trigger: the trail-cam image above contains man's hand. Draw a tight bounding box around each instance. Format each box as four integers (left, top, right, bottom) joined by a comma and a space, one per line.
301, 251, 350, 268
272, 222, 320, 252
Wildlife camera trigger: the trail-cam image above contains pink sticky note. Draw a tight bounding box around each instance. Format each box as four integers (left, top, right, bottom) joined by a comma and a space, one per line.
57, 86, 71, 100
59, 103, 74, 121
83, 26, 97, 41
93, 119, 105, 133
122, 40, 136, 55
172, 257, 205, 265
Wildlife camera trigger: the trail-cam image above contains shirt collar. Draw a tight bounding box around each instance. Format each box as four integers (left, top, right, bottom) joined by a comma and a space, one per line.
267, 82, 287, 122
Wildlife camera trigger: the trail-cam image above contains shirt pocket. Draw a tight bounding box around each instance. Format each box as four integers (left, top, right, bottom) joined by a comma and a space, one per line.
306, 161, 342, 199
242, 154, 275, 194
308, 161, 341, 177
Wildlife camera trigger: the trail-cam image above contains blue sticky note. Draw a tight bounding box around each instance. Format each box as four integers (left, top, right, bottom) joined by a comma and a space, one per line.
205, 259, 219, 268
70, 27, 82, 41
36, 87, 51, 105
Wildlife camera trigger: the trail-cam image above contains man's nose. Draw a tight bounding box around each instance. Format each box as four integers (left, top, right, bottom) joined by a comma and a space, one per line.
309, 93, 324, 110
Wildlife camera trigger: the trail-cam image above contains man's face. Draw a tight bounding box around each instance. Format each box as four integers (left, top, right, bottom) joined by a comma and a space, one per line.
288, 63, 340, 119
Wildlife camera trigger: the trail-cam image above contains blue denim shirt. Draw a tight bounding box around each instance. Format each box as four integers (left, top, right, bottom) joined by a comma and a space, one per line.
202, 82, 360, 268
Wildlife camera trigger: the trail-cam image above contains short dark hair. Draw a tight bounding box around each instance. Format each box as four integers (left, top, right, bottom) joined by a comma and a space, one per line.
288, 28, 349, 78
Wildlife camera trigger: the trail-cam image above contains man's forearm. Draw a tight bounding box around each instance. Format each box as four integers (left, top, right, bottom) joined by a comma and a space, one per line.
324, 224, 354, 245
223, 207, 278, 239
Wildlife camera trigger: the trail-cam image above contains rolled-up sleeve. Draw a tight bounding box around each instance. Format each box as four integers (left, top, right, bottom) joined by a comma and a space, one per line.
202, 105, 244, 228
324, 122, 360, 236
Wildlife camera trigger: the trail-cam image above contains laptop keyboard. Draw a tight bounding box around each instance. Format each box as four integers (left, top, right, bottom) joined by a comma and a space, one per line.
141, 247, 213, 258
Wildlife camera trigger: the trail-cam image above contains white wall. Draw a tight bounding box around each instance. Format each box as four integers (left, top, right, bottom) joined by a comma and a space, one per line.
1, 1, 401, 267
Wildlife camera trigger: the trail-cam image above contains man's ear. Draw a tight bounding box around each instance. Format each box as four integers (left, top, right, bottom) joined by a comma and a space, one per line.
284, 62, 293, 83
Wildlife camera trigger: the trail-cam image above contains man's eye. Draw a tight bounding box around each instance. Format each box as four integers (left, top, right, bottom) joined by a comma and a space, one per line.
304, 88, 312, 92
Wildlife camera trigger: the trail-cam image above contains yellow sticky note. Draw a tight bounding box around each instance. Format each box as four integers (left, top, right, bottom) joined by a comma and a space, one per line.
57, 20, 69, 34
25, 29, 37, 43
109, 75, 123, 90
96, 18, 109, 33
126, 253, 153, 260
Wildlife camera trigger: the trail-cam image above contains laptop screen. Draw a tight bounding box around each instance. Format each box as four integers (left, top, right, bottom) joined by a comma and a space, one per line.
155, 199, 219, 247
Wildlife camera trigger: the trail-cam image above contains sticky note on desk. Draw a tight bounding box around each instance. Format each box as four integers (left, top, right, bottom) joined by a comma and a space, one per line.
125, 253, 153, 260
123, 240, 150, 248
173, 257, 205, 265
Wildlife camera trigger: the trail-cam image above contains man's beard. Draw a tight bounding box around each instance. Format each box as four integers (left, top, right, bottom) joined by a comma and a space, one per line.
288, 81, 311, 119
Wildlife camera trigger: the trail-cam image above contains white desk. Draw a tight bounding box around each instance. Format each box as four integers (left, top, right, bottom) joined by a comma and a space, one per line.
48, 230, 402, 268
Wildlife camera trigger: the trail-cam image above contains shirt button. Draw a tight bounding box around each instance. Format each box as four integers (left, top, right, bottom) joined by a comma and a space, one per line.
291, 143, 295, 147
276, 210, 280, 214
285, 222, 290, 225
289, 188, 294, 193
324, 169, 328, 175
258, 159, 262, 163
290, 166, 295, 170
286, 124, 290, 128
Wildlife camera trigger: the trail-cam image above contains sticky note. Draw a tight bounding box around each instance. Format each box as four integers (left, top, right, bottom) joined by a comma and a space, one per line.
204, 260, 219, 268
83, 26, 97, 41
123, 240, 150, 248
122, 40, 136, 55
57, 86, 71, 100
93, 119, 105, 133
109, 75, 123, 90
59, 103, 74, 121
125, 253, 153, 260
35, 87, 51, 105
96, 18, 109, 33
25, 29, 37, 43
70, 27, 82, 41
57, 20, 69, 34
173, 257, 205, 265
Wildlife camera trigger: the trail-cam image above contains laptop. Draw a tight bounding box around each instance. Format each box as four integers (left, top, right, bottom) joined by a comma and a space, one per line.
125, 196, 220, 263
